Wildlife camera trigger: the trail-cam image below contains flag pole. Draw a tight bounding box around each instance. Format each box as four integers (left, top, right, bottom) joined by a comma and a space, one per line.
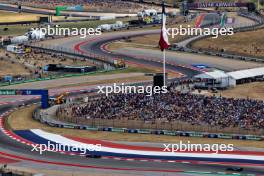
163, 49, 166, 87
159, 0, 168, 87
162, 0, 166, 87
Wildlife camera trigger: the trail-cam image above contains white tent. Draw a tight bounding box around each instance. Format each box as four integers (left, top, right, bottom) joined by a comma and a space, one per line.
227, 67, 264, 80
195, 70, 228, 79
10, 35, 29, 44
194, 70, 236, 89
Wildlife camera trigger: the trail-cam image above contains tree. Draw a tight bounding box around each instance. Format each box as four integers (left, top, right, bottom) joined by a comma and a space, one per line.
260, 0, 264, 6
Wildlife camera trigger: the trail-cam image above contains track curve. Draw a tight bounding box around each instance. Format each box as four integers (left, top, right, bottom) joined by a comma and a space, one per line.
0, 12, 263, 175
74, 30, 201, 77
2, 99, 264, 175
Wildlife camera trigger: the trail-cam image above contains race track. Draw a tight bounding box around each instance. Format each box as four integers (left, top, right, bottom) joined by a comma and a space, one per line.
0, 10, 263, 175
0, 100, 264, 175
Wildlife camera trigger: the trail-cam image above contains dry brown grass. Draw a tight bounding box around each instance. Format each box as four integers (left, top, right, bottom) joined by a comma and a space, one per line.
107, 40, 157, 51
129, 32, 190, 45
0, 10, 85, 23
0, 59, 30, 77
0, 49, 94, 77
19, 52, 95, 68
207, 82, 264, 100
191, 29, 264, 57
0, 11, 46, 22
108, 22, 194, 51
7, 106, 264, 148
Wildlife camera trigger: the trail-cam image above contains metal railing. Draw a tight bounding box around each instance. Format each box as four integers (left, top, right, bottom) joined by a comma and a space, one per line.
33, 104, 264, 140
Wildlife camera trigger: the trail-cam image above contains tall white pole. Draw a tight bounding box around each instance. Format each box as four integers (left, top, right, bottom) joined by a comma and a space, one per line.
163, 49, 166, 87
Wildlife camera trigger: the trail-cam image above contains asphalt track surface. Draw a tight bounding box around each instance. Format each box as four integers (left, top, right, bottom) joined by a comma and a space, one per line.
0, 44, 263, 174
0, 8, 263, 175
0, 105, 264, 175
77, 30, 201, 77
0, 64, 263, 175
0, 99, 264, 175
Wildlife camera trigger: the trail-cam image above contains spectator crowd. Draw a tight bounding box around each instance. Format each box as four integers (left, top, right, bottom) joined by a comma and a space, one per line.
58, 84, 264, 131
4, 0, 159, 13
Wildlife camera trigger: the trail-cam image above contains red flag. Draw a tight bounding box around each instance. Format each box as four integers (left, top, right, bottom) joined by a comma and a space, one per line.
159, 3, 170, 51
195, 14, 205, 28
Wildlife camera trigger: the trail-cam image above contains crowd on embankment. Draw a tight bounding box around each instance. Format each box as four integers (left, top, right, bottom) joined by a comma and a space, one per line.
4, 0, 160, 13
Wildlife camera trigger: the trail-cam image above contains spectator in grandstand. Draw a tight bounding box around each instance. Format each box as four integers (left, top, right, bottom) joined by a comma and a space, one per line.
58, 81, 264, 131
5, 0, 159, 13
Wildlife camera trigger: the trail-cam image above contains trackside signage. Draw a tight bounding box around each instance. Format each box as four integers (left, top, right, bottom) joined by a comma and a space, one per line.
0, 90, 16, 95
189, 2, 248, 8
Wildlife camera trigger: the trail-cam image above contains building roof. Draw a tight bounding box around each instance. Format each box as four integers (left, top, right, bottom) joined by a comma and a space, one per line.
194, 70, 230, 79
227, 67, 264, 80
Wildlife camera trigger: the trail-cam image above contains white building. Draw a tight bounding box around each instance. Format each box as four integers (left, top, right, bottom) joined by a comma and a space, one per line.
194, 70, 236, 89
227, 67, 264, 85
194, 67, 264, 89
137, 9, 157, 18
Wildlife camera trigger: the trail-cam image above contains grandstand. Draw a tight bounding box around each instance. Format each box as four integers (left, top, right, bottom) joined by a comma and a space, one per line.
0, 0, 160, 13
57, 80, 264, 135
